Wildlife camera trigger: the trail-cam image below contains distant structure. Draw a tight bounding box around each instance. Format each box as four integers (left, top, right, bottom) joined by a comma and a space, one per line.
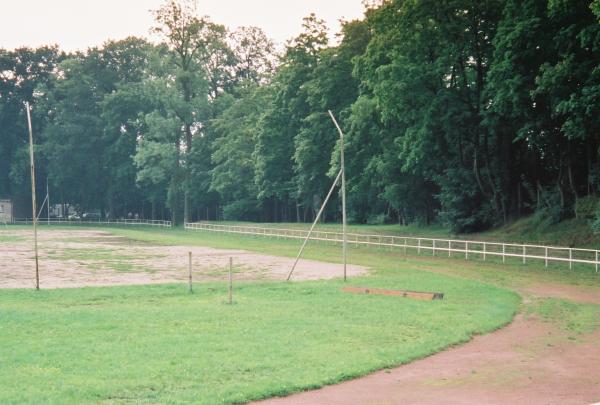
0, 199, 13, 223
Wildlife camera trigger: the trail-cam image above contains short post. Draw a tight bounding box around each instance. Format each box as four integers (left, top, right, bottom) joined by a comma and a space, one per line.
432, 240, 436, 256
188, 251, 193, 293
465, 242, 468, 260
569, 249, 572, 270
502, 244, 505, 263
448, 241, 451, 257
483, 242, 486, 261
228, 257, 233, 304
404, 238, 407, 256
418, 239, 421, 255
523, 246, 526, 265
596, 251, 598, 273
545, 247, 548, 268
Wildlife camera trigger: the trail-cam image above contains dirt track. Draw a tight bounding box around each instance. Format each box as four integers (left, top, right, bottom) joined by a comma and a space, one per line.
257, 280, 600, 405
0, 229, 366, 289
258, 311, 600, 405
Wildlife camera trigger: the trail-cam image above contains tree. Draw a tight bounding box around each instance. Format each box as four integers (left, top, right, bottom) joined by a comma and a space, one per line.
0, 46, 62, 208
230, 26, 276, 84
151, 0, 226, 223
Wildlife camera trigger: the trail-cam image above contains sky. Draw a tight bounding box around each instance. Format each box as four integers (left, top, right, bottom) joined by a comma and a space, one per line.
0, 0, 366, 52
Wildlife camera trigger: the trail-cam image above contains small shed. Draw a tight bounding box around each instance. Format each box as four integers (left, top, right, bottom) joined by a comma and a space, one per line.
0, 199, 13, 223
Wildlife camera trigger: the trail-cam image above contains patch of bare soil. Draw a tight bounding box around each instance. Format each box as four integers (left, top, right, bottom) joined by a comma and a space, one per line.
257, 313, 600, 405
525, 283, 600, 305
0, 229, 366, 289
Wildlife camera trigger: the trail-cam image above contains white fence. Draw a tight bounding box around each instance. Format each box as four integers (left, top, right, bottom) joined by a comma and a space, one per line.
13, 218, 172, 227
186, 222, 600, 272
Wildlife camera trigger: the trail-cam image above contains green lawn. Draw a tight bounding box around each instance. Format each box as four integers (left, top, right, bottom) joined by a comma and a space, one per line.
0, 227, 523, 404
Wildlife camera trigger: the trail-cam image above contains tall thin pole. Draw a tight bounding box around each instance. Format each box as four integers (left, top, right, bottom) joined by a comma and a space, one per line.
328, 110, 347, 281
26, 102, 39, 290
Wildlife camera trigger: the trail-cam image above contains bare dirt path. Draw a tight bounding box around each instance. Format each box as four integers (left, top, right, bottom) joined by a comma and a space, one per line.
258, 312, 600, 405
255, 259, 600, 405
0, 229, 366, 289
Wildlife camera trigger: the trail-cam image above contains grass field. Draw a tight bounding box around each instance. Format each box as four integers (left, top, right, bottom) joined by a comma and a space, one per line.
1, 225, 599, 404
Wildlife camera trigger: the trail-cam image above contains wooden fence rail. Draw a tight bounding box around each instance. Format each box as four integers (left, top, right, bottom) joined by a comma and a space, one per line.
185, 222, 599, 272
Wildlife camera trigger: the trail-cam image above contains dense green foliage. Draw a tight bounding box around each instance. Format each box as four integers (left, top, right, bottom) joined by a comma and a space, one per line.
1, 0, 599, 232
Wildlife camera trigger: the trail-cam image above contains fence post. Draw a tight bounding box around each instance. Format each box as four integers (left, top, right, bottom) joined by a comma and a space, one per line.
418, 239, 421, 255
483, 242, 486, 261
465, 241, 468, 260
569, 249, 572, 270
545, 247, 548, 268
404, 238, 407, 256
188, 251, 193, 293
448, 241, 451, 257
502, 244, 505, 263
596, 251, 598, 273
228, 257, 233, 305
433, 239, 436, 256
523, 246, 526, 265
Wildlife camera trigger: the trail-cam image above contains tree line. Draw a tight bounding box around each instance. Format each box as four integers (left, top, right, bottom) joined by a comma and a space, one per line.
1, 0, 599, 231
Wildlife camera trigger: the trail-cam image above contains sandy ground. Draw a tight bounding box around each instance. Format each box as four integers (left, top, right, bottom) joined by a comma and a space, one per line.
0, 229, 366, 289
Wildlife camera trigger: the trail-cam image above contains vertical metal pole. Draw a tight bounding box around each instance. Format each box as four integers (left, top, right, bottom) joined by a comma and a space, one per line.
545, 247, 548, 268
404, 237, 407, 256
26, 102, 39, 291
329, 110, 347, 281
502, 244, 505, 263
465, 242, 468, 260
448, 241, 451, 257
483, 242, 486, 261
188, 251, 193, 293
523, 246, 526, 265
418, 239, 421, 255
433, 239, 436, 256
228, 257, 233, 304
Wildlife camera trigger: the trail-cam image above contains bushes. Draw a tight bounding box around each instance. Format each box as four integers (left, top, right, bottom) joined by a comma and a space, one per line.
576, 196, 599, 220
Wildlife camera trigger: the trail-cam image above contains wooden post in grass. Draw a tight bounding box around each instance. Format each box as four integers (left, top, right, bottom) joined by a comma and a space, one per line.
228, 257, 233, 304
26, 102, 40, 291
188, 251, 193, 293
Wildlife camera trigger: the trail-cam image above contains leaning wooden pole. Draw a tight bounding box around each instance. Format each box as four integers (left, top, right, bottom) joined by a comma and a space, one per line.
26, 102, 39, 290
286, 169, 343, 281
328, 110, 347, 282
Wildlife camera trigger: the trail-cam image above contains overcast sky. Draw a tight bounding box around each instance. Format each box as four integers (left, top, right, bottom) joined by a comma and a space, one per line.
0, 0, 366, 52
